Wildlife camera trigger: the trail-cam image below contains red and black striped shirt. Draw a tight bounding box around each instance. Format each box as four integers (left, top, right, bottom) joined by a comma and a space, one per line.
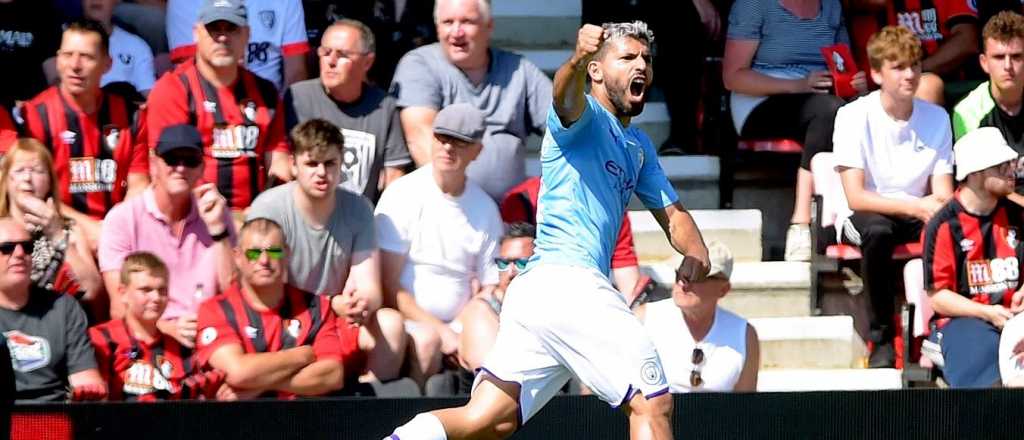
924, 191, 1024, 318
88, 320, 194, 402
146, 61, 289, 210
21, 87, 149, 219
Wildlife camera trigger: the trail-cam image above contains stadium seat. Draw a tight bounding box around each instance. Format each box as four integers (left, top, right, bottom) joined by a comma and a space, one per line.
900, 259, 943, 387
736, 138, 804, 154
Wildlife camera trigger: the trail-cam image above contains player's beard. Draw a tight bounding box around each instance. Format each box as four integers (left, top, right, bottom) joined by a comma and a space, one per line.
606, 77, 645, 117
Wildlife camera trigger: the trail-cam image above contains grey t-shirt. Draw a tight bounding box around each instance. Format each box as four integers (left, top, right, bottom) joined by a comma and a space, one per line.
0, 289, 96, 403
247, 182, 377, 295
285, 81, 412, 203
390, 43, 552, 199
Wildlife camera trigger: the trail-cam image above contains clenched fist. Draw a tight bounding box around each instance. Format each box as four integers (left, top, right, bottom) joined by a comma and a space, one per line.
194, 183, 228, 236
573, 24, 605, 65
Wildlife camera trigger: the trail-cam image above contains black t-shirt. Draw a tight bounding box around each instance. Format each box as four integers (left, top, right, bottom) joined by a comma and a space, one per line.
0, 289, 97, 403
0, 0, 62, 108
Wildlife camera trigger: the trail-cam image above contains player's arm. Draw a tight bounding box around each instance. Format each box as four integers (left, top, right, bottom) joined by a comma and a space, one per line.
399, 107, 438, 166
553, 24, 603, 127
208, 343, 315, 390
650, 201, 710, 282
922, 22, 979, 76
734, 323, 760, 392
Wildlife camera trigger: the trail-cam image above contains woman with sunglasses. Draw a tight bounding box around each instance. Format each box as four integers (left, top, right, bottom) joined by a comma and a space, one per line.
0, 138, 104, 319
636, 241, 760, 392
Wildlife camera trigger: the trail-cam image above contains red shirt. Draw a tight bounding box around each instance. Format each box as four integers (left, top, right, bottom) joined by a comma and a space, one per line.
89, 320, 194, 401
146, 61, 289, 210
500, 177, 639, 269
924, 191, 1024, 320
888, 0, 977, 56
0, 106, 15, 151
21, 87, 149, 219
195, 283, 359, 396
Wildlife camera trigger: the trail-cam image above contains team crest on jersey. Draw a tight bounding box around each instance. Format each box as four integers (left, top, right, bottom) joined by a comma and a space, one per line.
1009, 229, 1019, 249
241, 100, 258, 122
259, 10, 276, 29
203, 100, 217, 113
639, 358, 663, 386
4, 330, 51, 373
60, 130, 77, 145
287, 320, 301, 339
960, 238, 975, 252
244, 325, 259, 339
118, 53, 133, 65
103, 125, 121, 151
199, 327, 217, 346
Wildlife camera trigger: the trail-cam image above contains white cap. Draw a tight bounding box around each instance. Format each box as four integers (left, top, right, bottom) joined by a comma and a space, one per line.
954, 127, 1019, 181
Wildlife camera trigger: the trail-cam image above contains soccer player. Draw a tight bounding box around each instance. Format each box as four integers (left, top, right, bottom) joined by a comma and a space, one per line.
385, 22, 710, 440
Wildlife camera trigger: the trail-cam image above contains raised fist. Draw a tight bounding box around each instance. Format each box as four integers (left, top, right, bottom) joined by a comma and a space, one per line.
574, 24, 605, 64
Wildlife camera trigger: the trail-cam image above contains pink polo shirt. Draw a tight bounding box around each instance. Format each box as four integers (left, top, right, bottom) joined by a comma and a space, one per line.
99, 188, 236, 320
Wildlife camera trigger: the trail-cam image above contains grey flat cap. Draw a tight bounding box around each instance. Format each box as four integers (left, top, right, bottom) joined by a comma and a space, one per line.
433, 103, 486, 143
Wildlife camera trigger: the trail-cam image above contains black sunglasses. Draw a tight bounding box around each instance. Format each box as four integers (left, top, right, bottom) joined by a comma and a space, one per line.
495, 257, 529, 272
161, 153, 203, 168
690, 347, 705, 388
0, 240, 33, 256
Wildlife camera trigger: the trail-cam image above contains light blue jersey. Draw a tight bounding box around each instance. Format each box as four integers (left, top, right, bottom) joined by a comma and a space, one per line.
532, 95, 678, 275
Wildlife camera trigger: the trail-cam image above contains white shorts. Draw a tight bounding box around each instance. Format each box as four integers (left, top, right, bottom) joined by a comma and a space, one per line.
477, 264, 669, 423
999, 314, 1024, 385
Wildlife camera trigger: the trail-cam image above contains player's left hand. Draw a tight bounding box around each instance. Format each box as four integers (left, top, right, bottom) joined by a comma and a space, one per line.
676, 249, 710, 284
194, 183, 228, 236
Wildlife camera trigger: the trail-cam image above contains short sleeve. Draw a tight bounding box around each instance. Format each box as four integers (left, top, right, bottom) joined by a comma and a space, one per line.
924, 221, 956, 292
391, 49, 443, 109
374, 184, 413, 254
383, 100, 412, 168
280, 0, 311, 56
98, 204, 135, 273
145, 74, 191, 148
265, 98, 291, 153
633, 137, 679, 210
62, 297, 98, 374
832, 104, 865, 170
195, 299, 242, 368
128, 107, 150, 174
246, 187, 284, 223
131, 41, 156, 93
727, 0, 765, 41
523, 60, 553, 135
310, 303, 343, 361
350, 194, 378, 253
932, 119, 954, 176
952, 107, 969, 140
546, 95, 597, 148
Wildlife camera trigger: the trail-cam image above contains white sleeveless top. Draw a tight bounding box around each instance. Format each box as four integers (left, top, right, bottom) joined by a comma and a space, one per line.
643, 300, 748, 392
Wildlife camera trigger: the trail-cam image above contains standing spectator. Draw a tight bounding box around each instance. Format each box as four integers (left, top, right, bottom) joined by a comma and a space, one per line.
20, 19, 151, 251
0, 0, 62, 109
247, 119, 407, 382
375, 103, 503, 387
0, 217, 107, 403
285, 20, 411, 204
0, 140, 104, 317
196, 218, 350, 398
148, 0, 292, 211
390, 0, 552, 200
723, 0, 867, 262
636, 241, 760, 392
924, 127, 1023, 388
953, 11, 1024, 206
89, 252, 225, 400
83, 0, 157, 96
99, 124, 237, 346
831, 26, 954, 367
166, 0, 309, 91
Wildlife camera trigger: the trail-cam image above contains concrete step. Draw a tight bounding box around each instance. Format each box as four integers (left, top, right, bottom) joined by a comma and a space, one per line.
757, 368, 902, 392
750, 315, 867, 369
629, 209, 762, 262
492, 0, 580, 48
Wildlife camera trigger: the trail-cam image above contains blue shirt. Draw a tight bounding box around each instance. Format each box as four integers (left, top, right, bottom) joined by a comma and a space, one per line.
532, 95, 678, 275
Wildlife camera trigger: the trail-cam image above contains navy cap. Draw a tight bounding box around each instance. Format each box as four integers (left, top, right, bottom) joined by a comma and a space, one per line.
198, 0, 247, 27
432, 103, 486, 143
156, 124, 203, 156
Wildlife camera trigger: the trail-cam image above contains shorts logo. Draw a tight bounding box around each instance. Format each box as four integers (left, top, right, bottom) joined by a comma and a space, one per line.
640, 359, 663, 386
4, 330, 51, 373
199, 327, 217, 346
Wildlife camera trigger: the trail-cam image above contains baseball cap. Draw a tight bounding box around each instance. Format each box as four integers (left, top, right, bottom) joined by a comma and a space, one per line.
198, 0, 247, 27
155, 124, 203, 156
705, 240, 733, 279
433, 103, 485, 143
954, 127, 1019, 181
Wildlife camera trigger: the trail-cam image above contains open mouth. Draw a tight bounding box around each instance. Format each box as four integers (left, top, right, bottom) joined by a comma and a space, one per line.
629, 77, 646, 98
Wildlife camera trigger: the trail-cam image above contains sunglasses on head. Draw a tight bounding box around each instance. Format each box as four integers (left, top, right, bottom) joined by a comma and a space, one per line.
243, 247, 284, 262
690, 347, 705, 388
0, 240, 33, 256
160, 153, 203, 168
495, 257, 529, 271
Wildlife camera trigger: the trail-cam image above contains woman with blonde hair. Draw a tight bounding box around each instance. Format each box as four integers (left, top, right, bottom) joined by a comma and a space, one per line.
0, 138, 104, 320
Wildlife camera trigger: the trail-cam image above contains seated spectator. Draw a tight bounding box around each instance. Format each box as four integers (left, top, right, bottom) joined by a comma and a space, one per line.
390, 0, 552, 200
99, 124, 236, 346
196, 218, 351, 398
500, 176, 643, 295
924, 127, 1023, 388
284, 19, 411, 204
831, 26, 954, 367
636, 241, 759, 392
89, 251, 225, 400
21, 19, 151, 252
457, 221, 534, 372
247, 119, 406, 382
375, 103, 502, 387
0, 139, 104, 317
846, 0, 979, 105
723, 0, 867, 262
0, 217, 107, 403
0, 0, 62, 109
84, 0, 156, 96
954, 11, 1024, 206
149, 0, 292, 212
166, 0, 309, 90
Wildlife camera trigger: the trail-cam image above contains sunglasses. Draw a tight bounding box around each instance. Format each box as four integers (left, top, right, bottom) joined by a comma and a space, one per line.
0, 240, 33, 256
243, 247, 284, 262
161, 153, 203, 168
495, 257, 529, 272
689, 347, 705, 388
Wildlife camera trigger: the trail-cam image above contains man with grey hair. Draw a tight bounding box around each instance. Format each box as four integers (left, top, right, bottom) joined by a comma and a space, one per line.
285, 19, 412, 203
389, 0, 552, 200
384, 22, 709, 440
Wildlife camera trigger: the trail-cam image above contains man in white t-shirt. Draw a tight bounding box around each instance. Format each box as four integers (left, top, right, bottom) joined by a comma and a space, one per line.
375, 103, 503, 388
831, 26, 955, 368
84, 0, 155, 95
166, 0, 309, 91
